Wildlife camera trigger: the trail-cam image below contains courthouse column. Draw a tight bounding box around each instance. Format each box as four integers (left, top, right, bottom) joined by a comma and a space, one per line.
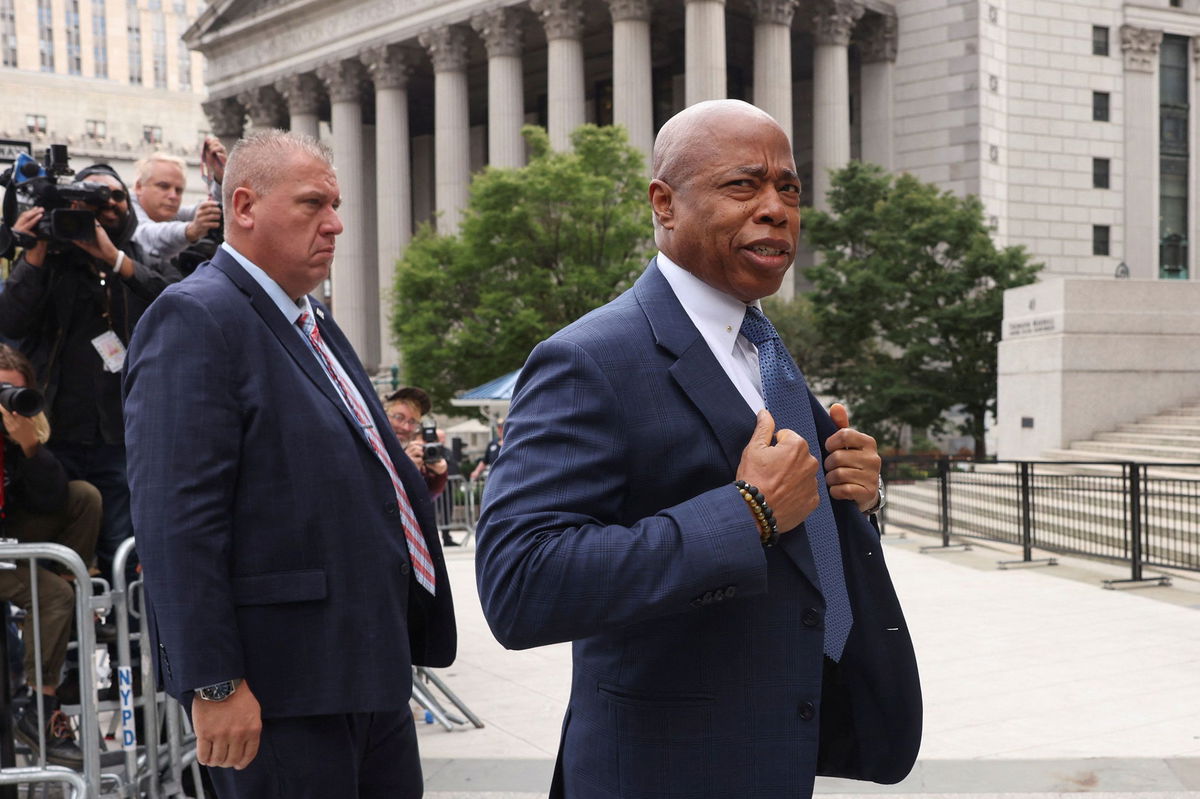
606, 0, 654, 158
1122, 25, 1162, 279
419, 26, 472, 233
363, 44, 413, 369
811, 0, 864, 211
685, 0, 726, 105
316, 58, 374, 366
530, 0, 586, 151
472, 8, 526, 168
202, 97, 245, 153
276, 73, 324, 140
238, 85, 288, 133
751, 0, 798, 143
859, 12, 897, 171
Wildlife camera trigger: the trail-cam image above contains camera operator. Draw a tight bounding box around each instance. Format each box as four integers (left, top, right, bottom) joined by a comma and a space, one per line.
385, 386, 460, 547
130, 151, 221, 268
0, 162, 181, 582
0, 344, 101, 768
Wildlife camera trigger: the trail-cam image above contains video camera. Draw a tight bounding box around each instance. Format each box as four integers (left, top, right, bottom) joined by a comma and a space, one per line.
0, 382, 44, 417
0, 145, 115, 256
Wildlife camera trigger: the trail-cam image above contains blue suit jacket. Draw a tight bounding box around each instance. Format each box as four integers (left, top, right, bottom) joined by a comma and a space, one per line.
124, 248, 455, 717
476, 260, 920, 798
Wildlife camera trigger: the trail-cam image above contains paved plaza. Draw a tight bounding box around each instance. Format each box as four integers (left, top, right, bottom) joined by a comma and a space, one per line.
416, 526, 1200, 798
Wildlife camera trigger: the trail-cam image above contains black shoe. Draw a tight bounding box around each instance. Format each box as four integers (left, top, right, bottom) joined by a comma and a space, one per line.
94, 618, 119, 644
442, 536, 460, 547
14, 698, 83, 769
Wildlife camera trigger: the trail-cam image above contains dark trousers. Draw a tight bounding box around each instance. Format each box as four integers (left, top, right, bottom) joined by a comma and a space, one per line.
48, 442, 132, 583
205, 709, 423, 799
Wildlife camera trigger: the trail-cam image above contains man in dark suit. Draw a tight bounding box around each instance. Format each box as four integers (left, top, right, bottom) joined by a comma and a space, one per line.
475, 100, 920, 798
124, 130, 456, 798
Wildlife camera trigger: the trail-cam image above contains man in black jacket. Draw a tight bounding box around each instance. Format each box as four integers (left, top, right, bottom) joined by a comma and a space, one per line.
0, 164, 180, 580
0, 344, 101, 768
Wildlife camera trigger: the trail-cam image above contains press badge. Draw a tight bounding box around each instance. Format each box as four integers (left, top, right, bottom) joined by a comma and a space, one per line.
91, 330, 127, 373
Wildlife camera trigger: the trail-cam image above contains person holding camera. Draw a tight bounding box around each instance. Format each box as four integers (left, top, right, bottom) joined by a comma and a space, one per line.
385, 387, 460, 547
0, 344, 101, 768
0, 162, 181, 582
130, 152, 222, 269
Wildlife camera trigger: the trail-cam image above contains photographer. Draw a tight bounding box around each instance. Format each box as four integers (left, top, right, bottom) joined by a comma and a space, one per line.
130, 151, 221, 268
0, 162, 180, 581
0, 344, 101, 768
385, 387, 459, 547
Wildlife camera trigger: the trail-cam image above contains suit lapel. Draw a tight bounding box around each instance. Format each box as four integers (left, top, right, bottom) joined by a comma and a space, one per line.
634, 258, 823, 589
208, 250, 361, 436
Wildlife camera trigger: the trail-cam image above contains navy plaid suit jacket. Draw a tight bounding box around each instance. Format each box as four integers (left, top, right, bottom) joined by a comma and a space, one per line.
476, 260, 920, 798
124, 248, 455, 718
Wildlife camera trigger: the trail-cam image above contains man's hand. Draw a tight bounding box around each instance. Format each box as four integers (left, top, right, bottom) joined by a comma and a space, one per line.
12, 208, 48, 266
192, 681, 262, 770
404, 440, 425, 470
186, 200, 222, 242
824, 403, 882, 514
1, 408, 40, 457
735, 409, 820, 533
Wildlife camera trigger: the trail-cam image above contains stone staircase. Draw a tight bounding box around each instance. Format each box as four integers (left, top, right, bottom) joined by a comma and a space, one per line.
882, 399, 1200, 573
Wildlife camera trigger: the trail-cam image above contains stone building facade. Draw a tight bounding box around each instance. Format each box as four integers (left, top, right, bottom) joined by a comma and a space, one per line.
1, 0, 211, 197
185, 0, 1200, 372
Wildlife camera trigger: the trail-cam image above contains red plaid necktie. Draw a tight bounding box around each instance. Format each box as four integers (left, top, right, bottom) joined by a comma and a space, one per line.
298, 312, 436, 594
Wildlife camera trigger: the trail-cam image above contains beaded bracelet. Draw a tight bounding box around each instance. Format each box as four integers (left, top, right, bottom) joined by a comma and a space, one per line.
735, 480, 779, 547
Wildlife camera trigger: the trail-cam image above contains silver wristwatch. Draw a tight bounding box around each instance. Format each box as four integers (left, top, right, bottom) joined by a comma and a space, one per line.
196, 678, 241, 702
864, 474, 886, 515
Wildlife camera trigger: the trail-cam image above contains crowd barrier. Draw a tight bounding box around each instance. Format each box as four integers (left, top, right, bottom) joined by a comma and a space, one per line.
434, 475, 484, 547
0, 539, 202, 798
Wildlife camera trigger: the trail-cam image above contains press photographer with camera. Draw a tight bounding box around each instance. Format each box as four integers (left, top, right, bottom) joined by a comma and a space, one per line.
385, 387, 460, 547
130, 151, 222, 269
0, 343, 101, 768
0, 156, 181, 582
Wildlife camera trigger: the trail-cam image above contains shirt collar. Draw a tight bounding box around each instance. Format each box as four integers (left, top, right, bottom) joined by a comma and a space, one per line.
656, 251, 759, 354
220, 242, 306, 327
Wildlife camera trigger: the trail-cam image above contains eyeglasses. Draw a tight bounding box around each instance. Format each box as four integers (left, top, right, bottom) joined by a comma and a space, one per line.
388, 413, 418, 426
108, 189, 127, 203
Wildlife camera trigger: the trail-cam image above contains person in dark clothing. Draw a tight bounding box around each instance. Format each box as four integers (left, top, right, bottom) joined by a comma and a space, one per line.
0, 163, 180, 580
0, 344, 101, 768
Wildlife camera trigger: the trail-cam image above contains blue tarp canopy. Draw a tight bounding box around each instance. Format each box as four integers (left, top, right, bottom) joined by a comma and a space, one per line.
450, 370, 519, 421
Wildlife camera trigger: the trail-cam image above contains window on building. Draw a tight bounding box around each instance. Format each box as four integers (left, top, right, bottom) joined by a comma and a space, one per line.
92, 0, 107, 78
25, 113, 47, 134
143, 125, 162, 144
1092, 91, 1110, 122
37, 0, 53, 72
1093, 225, 1111, 256
1, 0, 17, 68
66, 0, 82, 75
172, 0, 185, 13
177, 41, 191, 90
151, 12, 166, 88
1093, 158, 1110, 189
1092, 26, 1109, 56
1170, 0, 1182, 7
1160, 34, 1189, 279
86, 119, 107, 139
127, 0, 142, 84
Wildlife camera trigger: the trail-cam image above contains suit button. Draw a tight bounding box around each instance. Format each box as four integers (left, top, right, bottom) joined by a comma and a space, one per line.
384, 501, 398, 516
724, 586, 736, 599
799, 701, 816, 721
802, 608, 820, 627
400, 561, 411, 576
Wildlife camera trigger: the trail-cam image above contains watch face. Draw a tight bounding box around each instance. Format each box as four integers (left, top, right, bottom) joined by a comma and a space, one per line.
200, 681, 236, 701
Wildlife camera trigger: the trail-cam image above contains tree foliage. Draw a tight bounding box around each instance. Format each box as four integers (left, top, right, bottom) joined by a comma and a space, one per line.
392, 125, 653, 410
803, 161, 1041, 456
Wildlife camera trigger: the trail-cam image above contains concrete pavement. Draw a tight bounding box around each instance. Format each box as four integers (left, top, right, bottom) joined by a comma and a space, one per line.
417, 527, 1200, 797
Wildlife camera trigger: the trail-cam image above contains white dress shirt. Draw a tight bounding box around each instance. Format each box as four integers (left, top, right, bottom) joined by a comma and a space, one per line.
656, 252, 765, 414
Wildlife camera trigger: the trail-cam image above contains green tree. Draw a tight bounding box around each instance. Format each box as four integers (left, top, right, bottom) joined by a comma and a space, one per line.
392, 125, 653, 409
803, 161, 1041, 457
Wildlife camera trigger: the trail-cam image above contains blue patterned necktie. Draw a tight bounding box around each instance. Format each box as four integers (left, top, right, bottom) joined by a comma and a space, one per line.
740, 305, 852, 661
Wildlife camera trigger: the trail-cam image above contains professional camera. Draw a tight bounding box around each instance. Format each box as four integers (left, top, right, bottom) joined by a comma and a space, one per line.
421, 424, 445, 464
0, 382, 44, 417
0, 145, 115, 256
175, 217, 222, 277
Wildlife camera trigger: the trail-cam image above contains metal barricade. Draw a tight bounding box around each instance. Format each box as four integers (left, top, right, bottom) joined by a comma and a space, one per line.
436, 475, 484, 547
0, 541, 102, 796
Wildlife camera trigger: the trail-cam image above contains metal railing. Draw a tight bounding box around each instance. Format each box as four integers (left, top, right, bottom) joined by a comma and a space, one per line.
881, 457, 1200, 586
435, 475, 484, 547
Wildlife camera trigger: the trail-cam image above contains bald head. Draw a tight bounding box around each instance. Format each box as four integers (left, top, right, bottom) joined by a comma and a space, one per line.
652, 100, 784, 190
